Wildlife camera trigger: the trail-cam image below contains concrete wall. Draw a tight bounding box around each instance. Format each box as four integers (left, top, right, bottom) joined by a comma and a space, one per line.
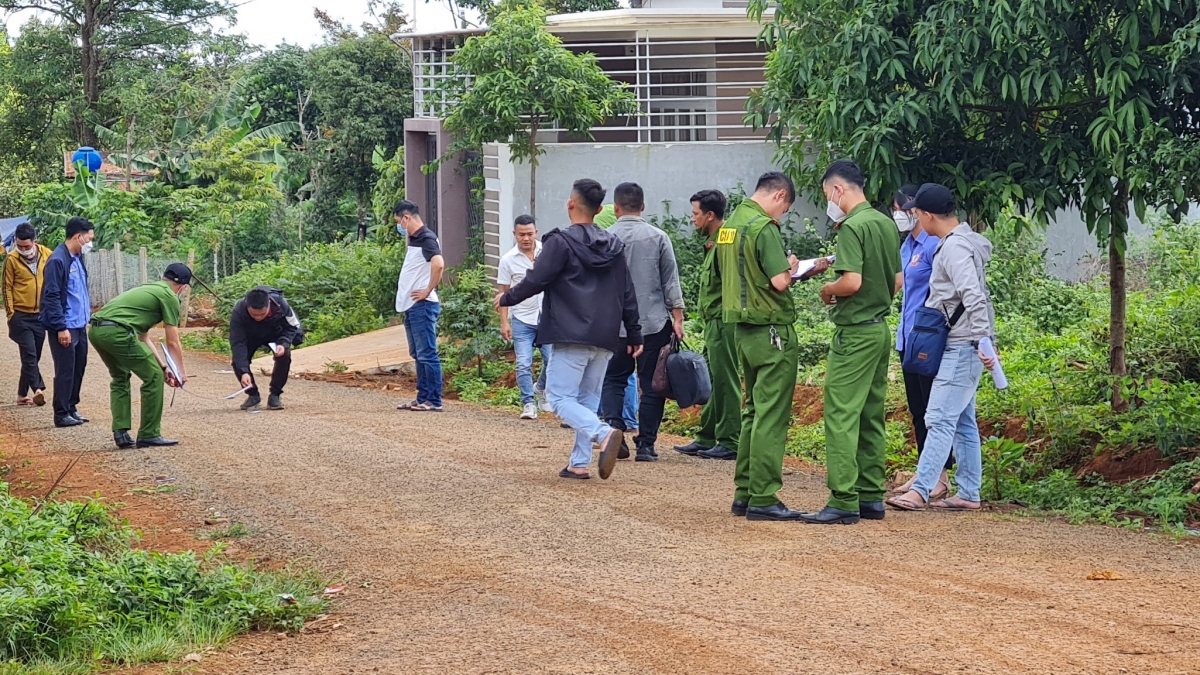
484, 141, 824, 267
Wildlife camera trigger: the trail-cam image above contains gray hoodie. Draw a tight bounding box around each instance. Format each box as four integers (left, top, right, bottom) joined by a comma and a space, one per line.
925, 223, 996, 345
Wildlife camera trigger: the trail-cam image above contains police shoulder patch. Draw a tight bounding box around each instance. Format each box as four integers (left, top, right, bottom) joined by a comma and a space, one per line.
716, 228, 736, 245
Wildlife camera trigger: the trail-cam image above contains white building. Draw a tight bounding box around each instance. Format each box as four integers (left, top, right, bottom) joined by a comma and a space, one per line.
402, 0, 824, 270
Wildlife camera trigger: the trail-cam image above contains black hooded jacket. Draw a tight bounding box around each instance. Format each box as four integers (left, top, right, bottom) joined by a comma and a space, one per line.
501, 223, 642, 354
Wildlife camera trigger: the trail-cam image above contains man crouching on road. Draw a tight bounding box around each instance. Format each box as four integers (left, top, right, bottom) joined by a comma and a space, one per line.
230, 286, 303, 410
495, 178, 643, 481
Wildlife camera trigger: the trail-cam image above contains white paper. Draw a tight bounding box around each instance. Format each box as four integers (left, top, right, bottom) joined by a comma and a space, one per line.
223, 386, 251, 400
268, 342, 279, 353
792, 255, 836, 280
158, 341, 184, 387
979, 337, 1008, 390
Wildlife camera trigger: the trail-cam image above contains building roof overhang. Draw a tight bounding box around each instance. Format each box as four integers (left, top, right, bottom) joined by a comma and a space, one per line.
401, 8, 771, 41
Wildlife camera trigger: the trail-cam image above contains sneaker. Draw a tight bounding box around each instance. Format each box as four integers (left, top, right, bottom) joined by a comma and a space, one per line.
241, 394, 261, 410
520, 402, 538, 419
267, 394, 284, 410
534, 386, 552, 413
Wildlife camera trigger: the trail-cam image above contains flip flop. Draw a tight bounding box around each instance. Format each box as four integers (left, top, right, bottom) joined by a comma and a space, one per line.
929, 499, 981, 512
408, 402, 444, 412
597, 428, 623, 480
559, 467, 590, 480
16, 398, 34, 406
885, 495, 926, 511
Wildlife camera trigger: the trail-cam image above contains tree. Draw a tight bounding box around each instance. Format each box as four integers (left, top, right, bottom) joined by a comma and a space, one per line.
437, 0, 636, 218
309, 31, 413, 241
747, 0, 1200, 411
0, 0, 235, 146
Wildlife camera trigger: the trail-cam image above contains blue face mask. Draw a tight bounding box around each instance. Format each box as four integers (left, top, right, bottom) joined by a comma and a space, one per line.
396, 224, 404, 235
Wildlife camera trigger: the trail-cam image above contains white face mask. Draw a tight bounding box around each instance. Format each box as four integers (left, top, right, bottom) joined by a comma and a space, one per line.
894, 211, 915, 232
18, 246, 37, 259
81, 241, 94, 255
825, 200, 846, 223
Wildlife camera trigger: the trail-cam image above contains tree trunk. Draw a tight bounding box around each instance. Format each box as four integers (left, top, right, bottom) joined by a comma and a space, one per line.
1109, 184, 1130, 413
357, 199, 368, 242
78, 0, 101, 147
125, 115, 135, 190
528, 126, 539, 219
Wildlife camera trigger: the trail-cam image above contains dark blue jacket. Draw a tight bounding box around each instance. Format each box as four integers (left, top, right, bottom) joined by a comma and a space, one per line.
40, 243, 87, 332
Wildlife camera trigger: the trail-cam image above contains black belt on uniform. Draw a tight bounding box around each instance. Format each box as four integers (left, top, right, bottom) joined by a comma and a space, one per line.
90, 319, 123, 328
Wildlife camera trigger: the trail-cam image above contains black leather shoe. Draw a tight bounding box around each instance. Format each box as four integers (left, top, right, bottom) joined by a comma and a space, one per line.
635, 449, 658, 462
674, 441, 709, 456
54, 415, 83, 428
71, 412, 89, 423
799, 506, 861, 525
617, 437, 630, 460
746, 502, 805, 521
241, 394, 261, 410
731, 500, 748, 517
136, 436, 180, 448
113, 431, 135, 449
860, 501, 885, 521
267, 394, 284, 410
698, 445, 737, 460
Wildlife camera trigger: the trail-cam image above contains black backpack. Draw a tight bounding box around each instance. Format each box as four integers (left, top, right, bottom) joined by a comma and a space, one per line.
652, 337, 712, 409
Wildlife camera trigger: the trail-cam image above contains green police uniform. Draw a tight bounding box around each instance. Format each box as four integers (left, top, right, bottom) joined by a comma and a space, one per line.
594, 204, 616, 229
718, 200, 798, 508
693, 227, 741, 452
823, 202, 902, 511
88, 281, 181, 439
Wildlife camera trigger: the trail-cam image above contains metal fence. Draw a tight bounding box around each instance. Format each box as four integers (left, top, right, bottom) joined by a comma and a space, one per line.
84, 245, 195, 306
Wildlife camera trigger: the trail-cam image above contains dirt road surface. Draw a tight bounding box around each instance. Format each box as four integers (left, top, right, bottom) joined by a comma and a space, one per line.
5, 339, 1198, 675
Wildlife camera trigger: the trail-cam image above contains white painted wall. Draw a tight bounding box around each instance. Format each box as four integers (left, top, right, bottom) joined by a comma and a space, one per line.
499, 140, 825, 233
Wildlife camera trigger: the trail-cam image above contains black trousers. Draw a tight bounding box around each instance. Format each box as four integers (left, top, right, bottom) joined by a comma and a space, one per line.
8, 312, 46, 397
601, 322, 673, 451
244, 341, 291, 397
900, 355, 955, 470
48, 326, 88, 418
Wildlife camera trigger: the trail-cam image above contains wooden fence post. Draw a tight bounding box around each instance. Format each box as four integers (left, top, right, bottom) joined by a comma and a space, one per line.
181, 248, 196, 328
212, 249, 219, 285
98, 249, 109, 303
113, 243, 124, 295
139, 247, 148, 284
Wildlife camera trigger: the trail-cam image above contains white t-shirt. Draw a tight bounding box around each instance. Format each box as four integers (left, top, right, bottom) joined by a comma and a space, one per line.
395, 226, 442, 313
496, 242, 542, 326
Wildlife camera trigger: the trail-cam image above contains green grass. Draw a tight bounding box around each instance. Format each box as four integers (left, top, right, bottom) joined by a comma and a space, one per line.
0, 483, 325, 673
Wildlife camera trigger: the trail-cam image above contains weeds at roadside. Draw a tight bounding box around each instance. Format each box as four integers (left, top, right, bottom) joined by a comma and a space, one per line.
198, 522, 252, 540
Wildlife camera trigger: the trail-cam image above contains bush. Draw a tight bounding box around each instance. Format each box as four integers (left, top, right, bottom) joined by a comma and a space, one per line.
0, 483, 324, 671
438, 266, 505, 376
215, 242, 403, 346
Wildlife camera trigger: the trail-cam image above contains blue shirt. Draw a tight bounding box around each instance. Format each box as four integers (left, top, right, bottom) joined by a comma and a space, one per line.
895, 228, 940, 352
65, 254, 90, 329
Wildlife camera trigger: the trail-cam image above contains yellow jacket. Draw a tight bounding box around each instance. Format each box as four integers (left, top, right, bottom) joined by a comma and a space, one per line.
3, 244, 53, 318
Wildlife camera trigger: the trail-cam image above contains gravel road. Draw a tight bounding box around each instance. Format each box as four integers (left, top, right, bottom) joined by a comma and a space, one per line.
7, 338, 1199, 675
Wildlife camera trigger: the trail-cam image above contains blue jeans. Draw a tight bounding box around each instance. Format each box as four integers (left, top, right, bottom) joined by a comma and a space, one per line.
545, 343, 613, 469
511, 318, 550, 404
913, 343, 984, 502
403, 300, 443, 407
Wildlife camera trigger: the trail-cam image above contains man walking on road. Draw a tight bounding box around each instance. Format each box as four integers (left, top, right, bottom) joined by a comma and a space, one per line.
496, 178, 642, 480
40, 216, 94, 428
394, 200, 446, 413
674, 189, 740, 461
230, 286, 303, 411
803, 159, 902, 525
602, 182, 685, 462
497, 215, 551, 420
719, 172, 825, 521
5, 223, 51, 407
88, 263, 192, 449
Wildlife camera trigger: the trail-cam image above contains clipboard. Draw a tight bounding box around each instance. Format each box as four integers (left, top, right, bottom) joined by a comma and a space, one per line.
158, 340, 184, 387
792, 255, 836, 280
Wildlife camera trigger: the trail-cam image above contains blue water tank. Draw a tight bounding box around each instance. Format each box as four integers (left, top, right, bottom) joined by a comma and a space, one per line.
71, 146, 103, 173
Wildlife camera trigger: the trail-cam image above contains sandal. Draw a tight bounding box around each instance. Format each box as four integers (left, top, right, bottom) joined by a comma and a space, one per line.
397, 399, 420, 410
408, 402, 444, 412
929, 479, 951, 501
885, 495, 926, 511
929, 498, 981, 512
559, 467, 590, 480
16, 397, 34, 406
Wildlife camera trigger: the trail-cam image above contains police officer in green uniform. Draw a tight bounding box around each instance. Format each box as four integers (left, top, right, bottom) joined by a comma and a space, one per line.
88, 263, 192, 449
673, 189, 741, 460
718, 172, 827, 520
801, 159, 902, 525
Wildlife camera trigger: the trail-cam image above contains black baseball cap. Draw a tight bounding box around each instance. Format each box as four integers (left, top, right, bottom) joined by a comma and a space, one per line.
163, 263, 193, 285
902, 183, 955, 214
